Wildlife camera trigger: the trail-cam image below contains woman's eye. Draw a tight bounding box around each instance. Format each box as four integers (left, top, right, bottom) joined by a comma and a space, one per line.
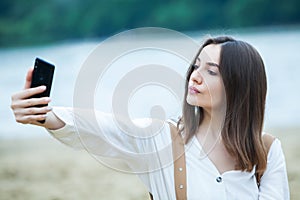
208, 70, 217, 75
193, 64, 199, 70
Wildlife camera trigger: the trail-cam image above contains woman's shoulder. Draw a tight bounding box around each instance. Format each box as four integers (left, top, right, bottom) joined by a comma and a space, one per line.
262, 132, 286, 164
262, 132, 276, 154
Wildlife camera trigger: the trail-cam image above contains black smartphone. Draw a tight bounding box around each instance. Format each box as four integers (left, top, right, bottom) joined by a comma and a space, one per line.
30, 58, 55, 123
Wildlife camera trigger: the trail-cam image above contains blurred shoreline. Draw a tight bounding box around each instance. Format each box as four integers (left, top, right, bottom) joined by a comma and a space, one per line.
1, 29, 300, 139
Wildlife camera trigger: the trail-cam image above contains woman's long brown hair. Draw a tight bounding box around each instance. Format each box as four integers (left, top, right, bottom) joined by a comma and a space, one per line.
178, 36, 268, 175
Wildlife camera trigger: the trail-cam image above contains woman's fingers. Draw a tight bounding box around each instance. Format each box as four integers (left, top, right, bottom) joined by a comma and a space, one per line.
11, 67, 54, 125
11, 92, 51, 125
22, 96, 51, 108
16, 113, 47, 124
17, 106, 52, 115
12, 106, 52, 124
24, 67, 34, 89
11, 95, 50, 109
11, 86, 46, 101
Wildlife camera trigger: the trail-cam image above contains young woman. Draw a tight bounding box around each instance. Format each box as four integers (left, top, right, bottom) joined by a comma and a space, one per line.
11, 36, 289, 199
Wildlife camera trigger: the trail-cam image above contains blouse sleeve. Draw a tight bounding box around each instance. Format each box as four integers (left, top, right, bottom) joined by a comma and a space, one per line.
46, 107, 173, 173
258, 138, 290, 200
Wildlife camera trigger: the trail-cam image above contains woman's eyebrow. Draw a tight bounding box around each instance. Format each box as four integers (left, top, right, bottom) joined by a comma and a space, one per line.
197, 58, 219, 67
206, 62, 219, 67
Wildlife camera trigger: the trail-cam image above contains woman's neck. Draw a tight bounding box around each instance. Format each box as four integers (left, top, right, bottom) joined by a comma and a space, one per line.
197, 108, 225, 139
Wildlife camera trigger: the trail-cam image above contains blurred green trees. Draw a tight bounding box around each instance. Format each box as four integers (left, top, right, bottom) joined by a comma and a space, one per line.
0, 0, 299, 47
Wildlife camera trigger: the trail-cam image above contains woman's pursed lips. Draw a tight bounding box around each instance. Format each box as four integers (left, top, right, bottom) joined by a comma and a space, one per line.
188, 86, 200, 94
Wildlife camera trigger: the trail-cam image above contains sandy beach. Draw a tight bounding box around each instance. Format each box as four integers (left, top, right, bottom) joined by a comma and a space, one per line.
0, 133, 149, 200
0, 127, 299, 200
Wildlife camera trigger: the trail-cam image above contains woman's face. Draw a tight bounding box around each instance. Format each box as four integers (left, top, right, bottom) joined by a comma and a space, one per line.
186, 44, 226, 110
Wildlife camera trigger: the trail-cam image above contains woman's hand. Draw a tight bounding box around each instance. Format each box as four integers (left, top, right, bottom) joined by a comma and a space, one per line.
11, 68, 65, 130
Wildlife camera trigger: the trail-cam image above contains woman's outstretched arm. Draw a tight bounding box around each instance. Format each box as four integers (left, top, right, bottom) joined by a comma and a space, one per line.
11, 68, 172, 173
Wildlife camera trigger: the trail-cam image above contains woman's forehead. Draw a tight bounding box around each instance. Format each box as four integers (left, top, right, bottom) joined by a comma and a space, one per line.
197, 44, 221, 65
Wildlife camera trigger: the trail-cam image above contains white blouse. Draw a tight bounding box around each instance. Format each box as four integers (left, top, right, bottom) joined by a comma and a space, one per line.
47, 107, 290, 200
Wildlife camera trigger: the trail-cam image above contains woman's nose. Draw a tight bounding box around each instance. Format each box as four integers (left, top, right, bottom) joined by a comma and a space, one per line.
191, 70, 203, 85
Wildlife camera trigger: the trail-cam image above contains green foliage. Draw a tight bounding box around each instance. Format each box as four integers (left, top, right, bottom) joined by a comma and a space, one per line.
0, 0, 299, 47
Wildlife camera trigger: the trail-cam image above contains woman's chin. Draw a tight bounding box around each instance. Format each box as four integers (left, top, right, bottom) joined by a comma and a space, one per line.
186, 97, 199, 107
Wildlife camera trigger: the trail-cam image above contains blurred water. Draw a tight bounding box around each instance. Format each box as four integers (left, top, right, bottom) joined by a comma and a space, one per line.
1, 29, 300, 138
